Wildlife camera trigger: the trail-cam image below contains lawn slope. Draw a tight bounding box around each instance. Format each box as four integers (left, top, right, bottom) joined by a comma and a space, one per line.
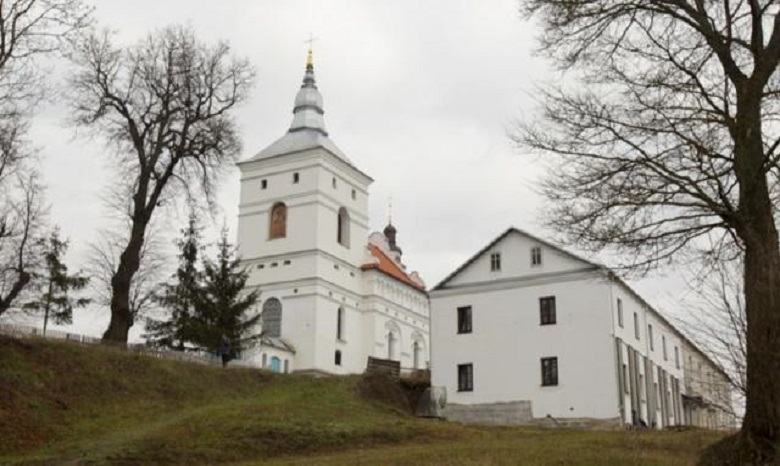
0, 335, 442, 465
0, 335, 724, 465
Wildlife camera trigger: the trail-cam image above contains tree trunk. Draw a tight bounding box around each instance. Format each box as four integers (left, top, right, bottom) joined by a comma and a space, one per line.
740, 232, 780, 462
0, 271, 30, 318
728, 91, 780, 464
103, 219, 146, 343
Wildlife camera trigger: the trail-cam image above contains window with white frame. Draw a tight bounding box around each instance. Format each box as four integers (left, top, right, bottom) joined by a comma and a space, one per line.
336, 307, 345, 341
663, 335, 668, 361
458, 363, 473, 392
457, 306, 472, 334
648, 324, 654, 350
531, 246, 542, 266
633, 312, 640, 339
541, 357, 558, 386
490, 252, 501, 271
539, 296, 556, 325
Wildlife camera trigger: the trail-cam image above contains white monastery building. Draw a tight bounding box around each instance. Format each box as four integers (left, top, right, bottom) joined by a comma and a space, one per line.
235, 52, 430, 375
430, 228, 733, 429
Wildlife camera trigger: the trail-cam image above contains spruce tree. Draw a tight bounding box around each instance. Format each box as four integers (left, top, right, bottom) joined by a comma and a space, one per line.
190, 230, 259, 356
23, 228, 90, 335
144, 214, 202, 350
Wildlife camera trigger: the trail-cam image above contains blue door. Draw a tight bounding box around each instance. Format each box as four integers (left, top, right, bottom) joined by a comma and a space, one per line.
271, 356, 281, 373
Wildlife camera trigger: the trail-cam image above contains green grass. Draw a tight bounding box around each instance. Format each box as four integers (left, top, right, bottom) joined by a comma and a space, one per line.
0, 335, 725, 465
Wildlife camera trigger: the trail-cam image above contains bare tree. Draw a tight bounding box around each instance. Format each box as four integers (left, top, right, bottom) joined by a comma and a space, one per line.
517, 0, 780, 463
0, 0, 90, 318
0, 172, 44, 317
67, 26, 255, 342
86, 225, 167, 328
679, 260, 747, 417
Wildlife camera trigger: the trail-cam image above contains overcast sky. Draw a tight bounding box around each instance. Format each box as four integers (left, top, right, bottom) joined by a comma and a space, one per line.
20, 0, 690, 337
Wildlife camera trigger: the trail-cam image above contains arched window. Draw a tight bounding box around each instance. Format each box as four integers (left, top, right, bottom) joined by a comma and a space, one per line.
269, 202, 287, 239
385, 321, 401, 361
262, 298, 282, 337
337, 207, 350, 247
412, 332, 425, 369
336, 307, 345, 340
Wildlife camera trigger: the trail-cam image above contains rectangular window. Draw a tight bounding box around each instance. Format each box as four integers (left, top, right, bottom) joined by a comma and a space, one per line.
648, 324, 654, 350
617, 298, 624, 328
531, 246, 542, 266
490, 252, 501, 271
293, 172, 300, 183
351, 188, 356, 200
633, 312, 640, 339
675, 346, 680, 369
541, 357, 558, 386
335, 350, 342, 366
332, 177, 337, 188
336, 307, 344, 340
539, 296, 557, 325
663, 335, 668, 361
261, 179, 268, 189
457, 306, 472, 334
457, 363, 473, 392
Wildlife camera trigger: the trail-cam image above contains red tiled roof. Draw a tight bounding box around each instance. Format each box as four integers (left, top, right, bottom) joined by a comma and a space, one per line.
361, 244, 425, 291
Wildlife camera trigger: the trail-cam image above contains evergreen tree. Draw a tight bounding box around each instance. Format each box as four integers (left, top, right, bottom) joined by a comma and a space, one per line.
190, 230, 259, 356
144, 214, 202, 350
23, 228, 90, 335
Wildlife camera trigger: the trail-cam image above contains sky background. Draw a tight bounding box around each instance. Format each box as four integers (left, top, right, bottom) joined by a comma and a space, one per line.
13, 0, 692, 338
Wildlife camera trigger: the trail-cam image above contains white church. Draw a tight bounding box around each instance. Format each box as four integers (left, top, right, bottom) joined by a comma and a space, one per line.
236, 51, 430, 375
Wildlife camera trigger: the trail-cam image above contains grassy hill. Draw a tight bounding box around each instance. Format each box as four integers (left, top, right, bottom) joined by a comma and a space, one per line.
0, 335, 725, 465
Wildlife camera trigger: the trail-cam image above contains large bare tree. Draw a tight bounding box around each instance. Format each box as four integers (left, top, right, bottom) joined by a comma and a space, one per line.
518, 0, 780, 463
0, 0, 89, 318
68, 26, 254, 343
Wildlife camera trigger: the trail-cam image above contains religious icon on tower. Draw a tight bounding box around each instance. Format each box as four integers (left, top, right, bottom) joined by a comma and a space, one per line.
269, 203, 287, 239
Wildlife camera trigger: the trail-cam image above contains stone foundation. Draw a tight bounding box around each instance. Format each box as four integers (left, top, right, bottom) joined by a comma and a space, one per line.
444, 401, 622, 430
445, 401, 533, 425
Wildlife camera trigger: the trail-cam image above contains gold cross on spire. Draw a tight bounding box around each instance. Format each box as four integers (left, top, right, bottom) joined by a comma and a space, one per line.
304, 33, 318, 66
388, 196, 393, 225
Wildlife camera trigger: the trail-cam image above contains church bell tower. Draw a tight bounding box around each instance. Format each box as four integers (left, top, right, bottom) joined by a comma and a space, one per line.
235, 50, 374, 374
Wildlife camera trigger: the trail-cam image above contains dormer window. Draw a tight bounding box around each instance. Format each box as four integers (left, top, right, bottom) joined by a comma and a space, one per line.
490, 253, 501, 271
531, 246, 542, 266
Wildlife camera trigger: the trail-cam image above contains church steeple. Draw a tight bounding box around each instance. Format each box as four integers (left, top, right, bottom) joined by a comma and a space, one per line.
384, 198, 402, 256
289, 48, 328, 136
